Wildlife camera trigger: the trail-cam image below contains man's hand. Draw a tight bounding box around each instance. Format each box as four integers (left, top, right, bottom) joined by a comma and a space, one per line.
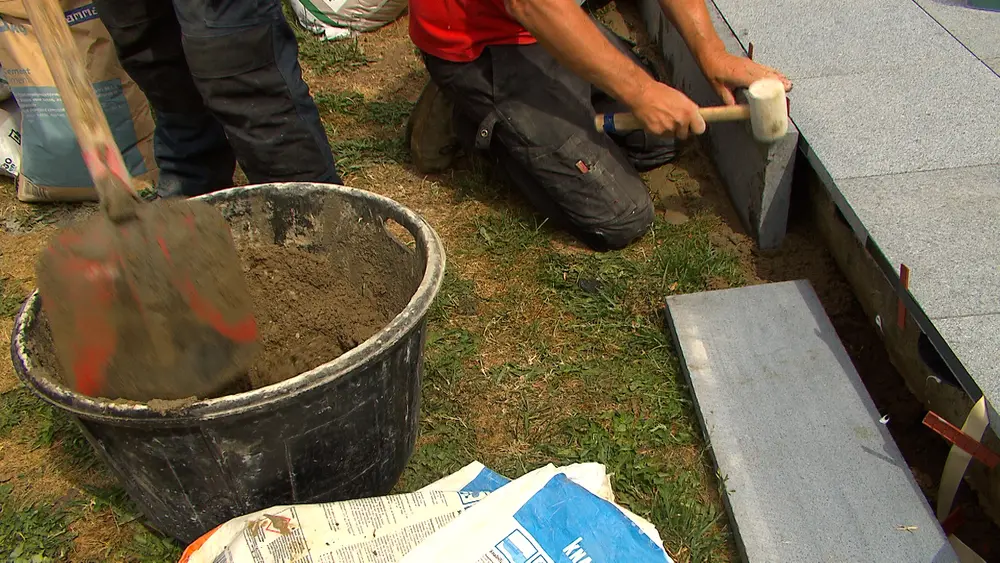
506, 0, 709, 138
699, 51, 792, 106
630, 81, 706, 139
656, 0, 792, 105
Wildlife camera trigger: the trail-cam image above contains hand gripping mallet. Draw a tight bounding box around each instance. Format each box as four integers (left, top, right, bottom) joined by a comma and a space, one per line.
594, 78, 789, 142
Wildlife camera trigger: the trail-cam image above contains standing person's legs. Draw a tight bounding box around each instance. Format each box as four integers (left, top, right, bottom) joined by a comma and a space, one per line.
93, 0, 236, 197
170, 0, 341, 186
425, 44, 655, 251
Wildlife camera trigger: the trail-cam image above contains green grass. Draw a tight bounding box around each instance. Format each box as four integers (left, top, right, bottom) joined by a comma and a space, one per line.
314, 90, 366, 114
0, 484, 78, 562
314, 88, 414, 176
472, 209, 551, 264
399, 326, 481, 488
329, 136, 408, 176
315, 90, 414, 129
0, 388, 38, 434
284, 2, 373, 73
80, 485, 183, 562
128, 529, 184, 562
0, 276, 24, 317
0, 389, 97, 469
535, 217, 739, 559
0, 388, 182, 561
396, 207, 744, 561
312, 87, 414, 179
427, 268, 479, 323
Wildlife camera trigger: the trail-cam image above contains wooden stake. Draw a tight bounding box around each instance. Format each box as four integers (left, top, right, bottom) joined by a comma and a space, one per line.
923, 411, 1000, 468
941, 506, 965, 536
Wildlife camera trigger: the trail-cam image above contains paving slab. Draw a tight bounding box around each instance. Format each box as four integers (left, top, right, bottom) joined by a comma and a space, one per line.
789, 57, 1000, 180
912, 0, 1000, 61
665, 280, 958, 562
639, 0, 797, 249
837, 164, 1000, 319
710, 0, 970, 79
651, 0, 1000, 443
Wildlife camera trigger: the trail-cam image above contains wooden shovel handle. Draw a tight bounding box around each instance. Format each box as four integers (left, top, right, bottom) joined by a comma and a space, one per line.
595, 104, 752, 134
23, 0, 139, 221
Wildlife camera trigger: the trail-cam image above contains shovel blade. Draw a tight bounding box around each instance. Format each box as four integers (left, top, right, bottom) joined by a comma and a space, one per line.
36, 199, 259, 402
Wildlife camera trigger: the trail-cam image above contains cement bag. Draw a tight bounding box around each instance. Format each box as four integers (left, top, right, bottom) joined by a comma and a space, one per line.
0, 96, 21, 178
179, 461, 671, 562
0, 0, 158, 202
290, 0, 407, 41
0, 73, 11, 101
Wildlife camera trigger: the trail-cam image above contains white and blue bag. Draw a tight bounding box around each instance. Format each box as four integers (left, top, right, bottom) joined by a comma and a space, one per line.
289, 0, 407, 41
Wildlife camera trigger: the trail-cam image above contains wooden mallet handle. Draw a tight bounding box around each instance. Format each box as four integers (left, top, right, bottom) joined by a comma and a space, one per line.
596, 105, 752, 134
595, 78, 789, 142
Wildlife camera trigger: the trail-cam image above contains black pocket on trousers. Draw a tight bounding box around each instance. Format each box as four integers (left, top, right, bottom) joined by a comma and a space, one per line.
183, 23, 275, 79
204, 0, 266, 28
509, 133, 644, 228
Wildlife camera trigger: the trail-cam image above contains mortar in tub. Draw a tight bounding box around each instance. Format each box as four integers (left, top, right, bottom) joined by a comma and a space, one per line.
10, 182, 446, 544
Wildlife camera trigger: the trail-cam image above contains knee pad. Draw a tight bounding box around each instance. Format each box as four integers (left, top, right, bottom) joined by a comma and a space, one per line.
582, 200, 654, 252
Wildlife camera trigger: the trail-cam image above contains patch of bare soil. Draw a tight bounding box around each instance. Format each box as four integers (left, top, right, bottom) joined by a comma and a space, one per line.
303, 15, 427, 102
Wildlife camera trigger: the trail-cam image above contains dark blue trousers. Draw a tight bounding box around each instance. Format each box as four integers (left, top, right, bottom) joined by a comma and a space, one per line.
92, 0, 341, 197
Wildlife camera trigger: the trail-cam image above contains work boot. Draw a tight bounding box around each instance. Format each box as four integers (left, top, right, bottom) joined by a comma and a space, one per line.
406, 80, 460, 174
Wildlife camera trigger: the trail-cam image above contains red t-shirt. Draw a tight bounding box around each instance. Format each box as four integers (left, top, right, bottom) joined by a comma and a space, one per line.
408, 0, 537, 63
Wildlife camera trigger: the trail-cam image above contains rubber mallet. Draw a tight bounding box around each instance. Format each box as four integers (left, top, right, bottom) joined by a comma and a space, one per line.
594, 78, 789, 142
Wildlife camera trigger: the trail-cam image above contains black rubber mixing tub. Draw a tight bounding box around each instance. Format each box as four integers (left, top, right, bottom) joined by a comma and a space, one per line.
10, 182, 446, 543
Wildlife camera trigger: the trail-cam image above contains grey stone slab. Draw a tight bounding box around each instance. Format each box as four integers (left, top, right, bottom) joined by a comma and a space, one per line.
912, 0, 1000, 60
988, 57, 1000, 74
935, 313, 1000, 431
837, 165, 1000, 319
789, 58, 1000, 180
640, 0, 796, 249
665, 280, 959, 563
710, 0, 971, 79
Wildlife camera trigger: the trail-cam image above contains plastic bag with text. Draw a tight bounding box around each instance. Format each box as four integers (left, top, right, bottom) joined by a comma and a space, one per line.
402, 463, 673, 563
180, 461, 675, 562
288, 0, 406, 41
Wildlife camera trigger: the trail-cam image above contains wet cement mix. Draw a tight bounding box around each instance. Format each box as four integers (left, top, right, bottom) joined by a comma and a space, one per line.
238, 242, 392, 390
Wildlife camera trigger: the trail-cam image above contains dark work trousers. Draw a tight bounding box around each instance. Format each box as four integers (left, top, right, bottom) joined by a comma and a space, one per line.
93, 0, 342, 197
422, 20, 676, 251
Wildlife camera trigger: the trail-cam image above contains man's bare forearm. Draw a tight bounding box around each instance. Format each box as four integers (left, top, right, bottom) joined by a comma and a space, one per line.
504, 0, 655, 107
657, 0, 726, 65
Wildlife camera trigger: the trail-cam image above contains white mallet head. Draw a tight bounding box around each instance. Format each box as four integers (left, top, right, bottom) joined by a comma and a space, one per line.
746, 78, 789, 142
